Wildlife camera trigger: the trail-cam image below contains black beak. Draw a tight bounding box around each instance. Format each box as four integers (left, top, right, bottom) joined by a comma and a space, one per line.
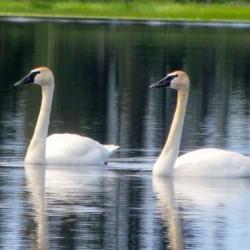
149, 75, 172, 89
14, 74, 33, 87
149, 74, 178, 89
14, 71, 40, 87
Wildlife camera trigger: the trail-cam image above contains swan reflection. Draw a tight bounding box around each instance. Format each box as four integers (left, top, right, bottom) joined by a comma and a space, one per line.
24, 164, 155, 249
25, 164, 111, 249
153, 177, 184, 250
153, 176, 250, 249
25, 164, 48, 250
45, 164, 105, 204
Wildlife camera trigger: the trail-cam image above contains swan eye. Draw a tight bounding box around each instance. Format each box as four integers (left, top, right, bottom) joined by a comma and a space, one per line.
25, 70, 41, 84
167, 74, 178, 82
30, 71, 41, 80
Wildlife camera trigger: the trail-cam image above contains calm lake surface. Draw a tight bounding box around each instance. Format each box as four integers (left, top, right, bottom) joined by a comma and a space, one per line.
1, 17, 250, 249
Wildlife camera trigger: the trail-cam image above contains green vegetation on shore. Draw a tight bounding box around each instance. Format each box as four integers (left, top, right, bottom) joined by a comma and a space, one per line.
1, 1, 250, 22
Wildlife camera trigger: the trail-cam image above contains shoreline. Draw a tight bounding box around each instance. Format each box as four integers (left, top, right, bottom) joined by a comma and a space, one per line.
1, 15, 250, 29
0, 2, 250, 22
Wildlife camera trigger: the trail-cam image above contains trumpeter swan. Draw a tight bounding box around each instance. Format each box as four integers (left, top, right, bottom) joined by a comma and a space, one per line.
150, 70, 250, 177
15, 67, 118, 165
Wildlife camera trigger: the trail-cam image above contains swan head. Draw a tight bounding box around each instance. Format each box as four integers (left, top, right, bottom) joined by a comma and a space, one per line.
150, 70, 190, 91
14, 67, 54, 87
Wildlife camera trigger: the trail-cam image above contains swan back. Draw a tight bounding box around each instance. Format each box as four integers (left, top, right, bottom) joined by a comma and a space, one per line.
175, 148, 250, 178
104, 144, 120, 154
46, 134, 118, 165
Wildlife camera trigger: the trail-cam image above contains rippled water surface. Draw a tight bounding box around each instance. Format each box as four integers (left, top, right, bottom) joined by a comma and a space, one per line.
1, 18, 250, 249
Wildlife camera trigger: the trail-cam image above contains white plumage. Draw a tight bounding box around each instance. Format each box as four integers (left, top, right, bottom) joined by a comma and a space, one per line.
175, 148, 250, 177
150, 70, 250, 177
46, 133, 118, 165
15, 67, 118, 165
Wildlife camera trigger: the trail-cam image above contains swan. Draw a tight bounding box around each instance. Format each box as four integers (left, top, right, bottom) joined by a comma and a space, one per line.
14, 67, 118, 165
150, 70, 250, 177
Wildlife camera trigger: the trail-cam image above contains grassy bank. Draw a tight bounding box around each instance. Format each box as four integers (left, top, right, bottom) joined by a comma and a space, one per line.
0, 1, 250, 22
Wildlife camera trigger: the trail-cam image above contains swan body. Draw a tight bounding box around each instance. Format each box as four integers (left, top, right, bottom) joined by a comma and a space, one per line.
15, 67, 118, 165
150, 70, 250, 177
175, 148, 250, 177
46, 133, 118, 165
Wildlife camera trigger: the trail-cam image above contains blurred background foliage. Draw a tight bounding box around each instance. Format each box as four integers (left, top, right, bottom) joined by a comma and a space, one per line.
2, 0, 250, 3
1, 0, 250, 22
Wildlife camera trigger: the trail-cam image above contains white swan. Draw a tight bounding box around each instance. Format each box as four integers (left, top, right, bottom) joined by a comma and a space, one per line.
15, 67, 118, 165
150, 70, 250, 177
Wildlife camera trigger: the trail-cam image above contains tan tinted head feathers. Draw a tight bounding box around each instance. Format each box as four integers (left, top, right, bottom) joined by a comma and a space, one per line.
14, 66, 54, 87
150, 70, 190, 91
168, 70, 190, 90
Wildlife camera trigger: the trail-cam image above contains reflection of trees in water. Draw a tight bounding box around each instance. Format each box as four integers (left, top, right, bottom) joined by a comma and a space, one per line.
1, 22, 250, 156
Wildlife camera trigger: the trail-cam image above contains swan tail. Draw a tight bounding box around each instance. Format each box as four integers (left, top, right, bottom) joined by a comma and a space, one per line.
104, 144, 119, 154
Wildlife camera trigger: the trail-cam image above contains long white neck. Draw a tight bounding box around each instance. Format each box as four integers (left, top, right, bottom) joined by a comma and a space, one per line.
153, 89, 189, 176
25, 84, 54, 164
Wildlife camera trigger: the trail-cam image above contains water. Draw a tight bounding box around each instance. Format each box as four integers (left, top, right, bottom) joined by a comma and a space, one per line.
1, 17, 250, 249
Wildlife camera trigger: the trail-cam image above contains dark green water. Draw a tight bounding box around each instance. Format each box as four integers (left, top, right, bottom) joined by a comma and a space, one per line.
1, 18, 250, 249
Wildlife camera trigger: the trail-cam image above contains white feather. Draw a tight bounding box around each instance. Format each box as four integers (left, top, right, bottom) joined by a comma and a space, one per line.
15, 67, 118, 165
46, 133, 118, 165
175, 148, 250, 177
152, 71, 250, 177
